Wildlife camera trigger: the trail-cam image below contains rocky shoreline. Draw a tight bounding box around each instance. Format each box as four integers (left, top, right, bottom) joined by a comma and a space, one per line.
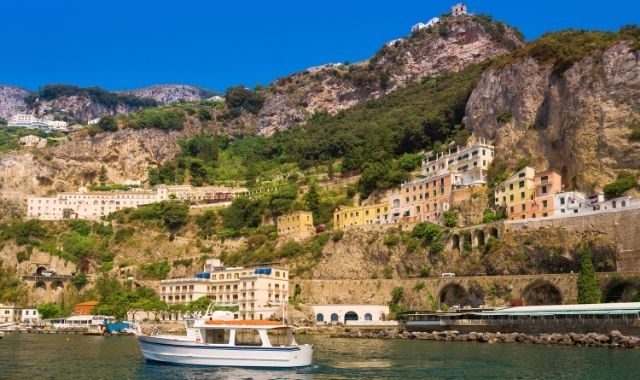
329, 328, 640, 349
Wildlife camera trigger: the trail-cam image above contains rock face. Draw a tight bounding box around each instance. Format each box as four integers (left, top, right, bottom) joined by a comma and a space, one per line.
257, 16, 523, 135
0, 86, 30, 119
118, 84, 216, 104
0, 128, 187, 200
34, 95, 149, 123
465, 41, 640, 192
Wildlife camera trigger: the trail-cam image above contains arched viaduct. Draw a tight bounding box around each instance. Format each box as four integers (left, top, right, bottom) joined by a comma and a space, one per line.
293, 273, 629, 309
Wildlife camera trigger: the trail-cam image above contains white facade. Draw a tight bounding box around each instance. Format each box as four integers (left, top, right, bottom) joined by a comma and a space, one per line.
88, 118, 101, 125
553, 193, 640, 217
422, 138, 494, 187
312, 305, 392, 325
160, 260, 289, 321
21, 308, 40, 324
19, 135, 47, 148
0, 304, 21, 324
451, 3, 467, 17
7, 114, 68, 131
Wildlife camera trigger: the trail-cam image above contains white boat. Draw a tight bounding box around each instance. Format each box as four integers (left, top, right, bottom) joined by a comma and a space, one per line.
132, 309, 313, 368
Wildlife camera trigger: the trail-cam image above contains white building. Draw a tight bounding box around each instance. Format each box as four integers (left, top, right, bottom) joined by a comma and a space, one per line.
421, 137, 494, 186
21, 308, 40, 324
7, 114, 68, 131
412, 17, 440, 33
88, 118, 101, 125
312, 305, 393, 325
19, 135, 47, 148
0, 304, 22, 324
159, 260, 289, 321
553, 192, 640, 218
451, 3, 468, 17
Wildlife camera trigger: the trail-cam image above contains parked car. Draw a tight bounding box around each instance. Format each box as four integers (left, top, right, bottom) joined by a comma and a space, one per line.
440, 272, 456, 278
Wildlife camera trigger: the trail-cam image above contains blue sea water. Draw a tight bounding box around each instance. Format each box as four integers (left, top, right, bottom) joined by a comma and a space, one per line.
1, 333, 639, 379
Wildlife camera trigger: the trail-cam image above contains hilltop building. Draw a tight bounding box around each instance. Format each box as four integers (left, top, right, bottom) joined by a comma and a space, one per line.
159, 259, 289, 320
411, 17, 440, 33
277, 211, 315, 240
7, 114, 68, 132
451, 3, 468, 17
26, 184, 247, 221
333, 201, 390, 229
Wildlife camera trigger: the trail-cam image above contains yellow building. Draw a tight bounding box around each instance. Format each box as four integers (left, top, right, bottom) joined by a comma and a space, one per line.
333, 202, 389, 229
277, 211, 315, 240
494, 167, 536, 219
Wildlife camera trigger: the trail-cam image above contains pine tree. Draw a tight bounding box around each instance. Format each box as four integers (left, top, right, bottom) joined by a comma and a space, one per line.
304, 182, 320, 222
98, 165, 108, 186
577, 242, 601, 304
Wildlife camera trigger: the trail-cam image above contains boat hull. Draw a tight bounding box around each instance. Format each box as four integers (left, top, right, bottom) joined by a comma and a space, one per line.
137, 335, 313, 368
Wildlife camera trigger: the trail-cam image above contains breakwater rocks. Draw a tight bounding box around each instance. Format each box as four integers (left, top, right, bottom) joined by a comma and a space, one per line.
330, 329, 640, 349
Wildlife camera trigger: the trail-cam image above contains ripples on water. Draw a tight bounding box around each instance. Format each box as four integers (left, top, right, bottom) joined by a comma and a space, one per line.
1, 333, 639, 379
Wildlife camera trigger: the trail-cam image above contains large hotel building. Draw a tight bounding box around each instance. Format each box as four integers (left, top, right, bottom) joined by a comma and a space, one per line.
159, 260, 289, 320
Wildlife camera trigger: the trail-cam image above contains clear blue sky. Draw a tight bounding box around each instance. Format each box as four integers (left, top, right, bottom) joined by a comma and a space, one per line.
0, 0, 637, 92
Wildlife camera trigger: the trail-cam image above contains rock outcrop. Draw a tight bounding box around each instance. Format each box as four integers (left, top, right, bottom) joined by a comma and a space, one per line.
118, 84, 217, 104
0, 86, 30, 119
257, 15, 523, 135
465, 41, 640, 192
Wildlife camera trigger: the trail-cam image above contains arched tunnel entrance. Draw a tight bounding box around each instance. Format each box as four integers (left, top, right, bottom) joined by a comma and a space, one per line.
522, 280, 563, 305
451, 234, 460, 251
439, 283, 468, 308
344, 311, 359, 323
602, 281, 638, 303
475, 230, 485, 247
489, 227, 498, 239
36, 266, 48, 276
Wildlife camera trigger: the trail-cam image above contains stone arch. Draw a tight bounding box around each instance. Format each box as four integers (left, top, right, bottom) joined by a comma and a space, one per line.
439, 283, 468, 307
330, 313, 339, 322
316, 313, 324, 322
36, 266, 48, 276
467, 283, 486, 308
364, 313, 373, 321
475, 230, 485, 247
451, 234, 460, 251
602, 280, 639, 303
35, 280, 47, 290
489, 227, 499, 239
51, 280, 64, 291
522, 280, 563, 305
344, 311, 359, 323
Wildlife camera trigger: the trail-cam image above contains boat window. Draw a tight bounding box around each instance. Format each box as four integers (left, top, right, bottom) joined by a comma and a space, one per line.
267, 328, 294, 346
204, 329, 229, 344
235, 329, 263, 346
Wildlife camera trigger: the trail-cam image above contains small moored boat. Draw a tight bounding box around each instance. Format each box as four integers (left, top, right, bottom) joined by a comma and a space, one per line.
132, 308, 313, 368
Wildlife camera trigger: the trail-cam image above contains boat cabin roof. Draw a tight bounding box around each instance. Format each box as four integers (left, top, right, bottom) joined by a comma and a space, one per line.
196, 319, 288, 329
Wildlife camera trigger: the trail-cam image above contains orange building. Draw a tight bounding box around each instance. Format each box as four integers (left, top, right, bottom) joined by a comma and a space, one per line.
495, 167, 563, 220
73, 300, 99, 315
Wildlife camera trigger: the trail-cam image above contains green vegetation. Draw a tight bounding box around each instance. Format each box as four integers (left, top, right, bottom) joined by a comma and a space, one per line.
495, 27, 640, 74
412, 222, 441, 244
331, 230, 344, 242
603, 171, 638, 199
24, 85, 156, 111
112, 201, 190, 231
225, 86, 265, 115
473, 14, 524, 50
577, 243, 601, 304
121, 107, 185, 130
443, 211, 458, 228
0, 259, 26, 304
384, 234, 400, 247
383, 267, 394, 279
91, 274, 166, 318
496, 110, 512, 123
389, 286, 406, 319
37, 302, 64, 319
139, 261, 171, 280
413, 281, 425, 291
629, 128, 640, 142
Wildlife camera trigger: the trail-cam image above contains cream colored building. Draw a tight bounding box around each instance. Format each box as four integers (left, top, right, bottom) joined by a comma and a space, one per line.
333, 202, 390, 229
0, 303, 22, 324
160, 259, 289, 320
165, 185, 248, 204
277, 211, 315, 240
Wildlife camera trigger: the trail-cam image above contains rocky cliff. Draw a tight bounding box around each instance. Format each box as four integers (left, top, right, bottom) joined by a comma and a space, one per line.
0, 86, 30, 119
465, 40, 640, 192
256, 15, 523, 135
0, 127, 189, 200
118, 84, 218, 104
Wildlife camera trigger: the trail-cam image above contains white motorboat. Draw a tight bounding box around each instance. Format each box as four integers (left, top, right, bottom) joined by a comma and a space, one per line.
132, 309, 313, 368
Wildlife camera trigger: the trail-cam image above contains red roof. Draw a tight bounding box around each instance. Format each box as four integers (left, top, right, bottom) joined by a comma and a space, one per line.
75, 300, 100, 306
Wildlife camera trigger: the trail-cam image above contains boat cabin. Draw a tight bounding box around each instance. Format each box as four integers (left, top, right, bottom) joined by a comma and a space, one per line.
189, 319, 298, 347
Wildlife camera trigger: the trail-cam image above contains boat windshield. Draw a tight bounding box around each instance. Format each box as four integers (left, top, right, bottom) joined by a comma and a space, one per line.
235, 329, 262, 346
267, 327, 296, 347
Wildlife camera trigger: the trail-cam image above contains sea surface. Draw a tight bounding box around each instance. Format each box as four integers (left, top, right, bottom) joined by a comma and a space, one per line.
1, 333, 639, 379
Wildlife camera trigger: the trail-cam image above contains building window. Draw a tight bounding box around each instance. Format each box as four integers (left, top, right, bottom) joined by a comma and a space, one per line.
542, 200, 548, 208
519, 181, 524, 188
560, 197, 565, 205
542, 186, 547, 194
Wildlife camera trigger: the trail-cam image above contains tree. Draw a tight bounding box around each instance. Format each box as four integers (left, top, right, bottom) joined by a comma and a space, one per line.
37, 302, 63, 319
224, 86, 265, 114
412, 222, 441, 244
577, 243, 601, 304
99, 165, 108, 186
304, 183, 320, 222
160, 201, 190, 231
97, 115, 118, 132
443, 211, 458, 228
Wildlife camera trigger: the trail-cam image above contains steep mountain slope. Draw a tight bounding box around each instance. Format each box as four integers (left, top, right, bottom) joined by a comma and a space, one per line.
256, 15, 523, 135
0, 86, 30, 119
465, 30, 640, 192
118, 84, 218, 104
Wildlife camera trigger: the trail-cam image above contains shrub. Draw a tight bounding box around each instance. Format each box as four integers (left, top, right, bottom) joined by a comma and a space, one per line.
419, 265, 431, 278
70, 273, 88, 289
603, 171, 638, 199
225, 86, 265, 114
577, 243, 601, 304
383, 267, 393, 279
332, 230, 344, 242
629, 128, 640, 142
430, 241, 444, 255
114, 227, 135, 244
412, 223, 441, 244
37, 303, 63, 319
443, 211, 457, 228
413, 281, 425, 291
496, 110, 512, 123
140, 261, 171, 280
384, 234, 400, 247
277, 241, 305, 258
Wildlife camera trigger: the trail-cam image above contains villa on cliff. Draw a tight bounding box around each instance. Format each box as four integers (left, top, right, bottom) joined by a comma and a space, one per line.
7, 114, 69, 132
